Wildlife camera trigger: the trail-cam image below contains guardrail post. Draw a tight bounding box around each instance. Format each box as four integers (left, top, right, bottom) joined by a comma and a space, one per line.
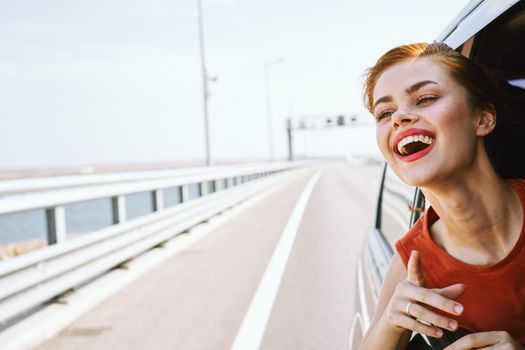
153, 190, 164, 211
46, 206, 66, 245
200, 182, 208, 196
112, 195, 126, 224
181, 185, 189, 202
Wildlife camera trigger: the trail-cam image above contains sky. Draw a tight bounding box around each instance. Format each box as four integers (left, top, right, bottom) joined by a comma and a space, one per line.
0, 0, 472, 169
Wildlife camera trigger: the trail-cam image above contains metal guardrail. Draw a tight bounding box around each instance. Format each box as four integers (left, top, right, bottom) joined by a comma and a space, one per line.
0, 162, 308, 327
0, 162, 299, 244
0, 163, 267, 195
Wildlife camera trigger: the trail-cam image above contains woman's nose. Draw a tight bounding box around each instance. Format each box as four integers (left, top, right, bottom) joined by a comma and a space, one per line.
392, 110, 418, 127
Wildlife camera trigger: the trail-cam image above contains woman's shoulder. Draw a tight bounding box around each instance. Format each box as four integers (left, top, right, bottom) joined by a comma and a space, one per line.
511, 178, 525, 190
507, 178, 525, 204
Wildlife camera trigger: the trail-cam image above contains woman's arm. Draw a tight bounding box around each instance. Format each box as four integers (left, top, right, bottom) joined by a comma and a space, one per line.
359, 251, 465, 350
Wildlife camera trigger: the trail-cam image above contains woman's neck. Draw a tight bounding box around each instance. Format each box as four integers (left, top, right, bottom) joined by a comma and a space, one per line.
422, 168, 523, 265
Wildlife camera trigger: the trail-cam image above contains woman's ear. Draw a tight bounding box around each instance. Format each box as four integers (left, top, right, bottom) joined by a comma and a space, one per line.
476, 105, 497, 136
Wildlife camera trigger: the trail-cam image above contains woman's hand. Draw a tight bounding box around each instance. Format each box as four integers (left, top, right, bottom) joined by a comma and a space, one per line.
444, 331, 524, 349
382, 250, 465, 338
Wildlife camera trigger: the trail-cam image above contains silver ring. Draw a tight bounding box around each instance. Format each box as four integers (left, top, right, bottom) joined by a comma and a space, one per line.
405, 301, 413, 316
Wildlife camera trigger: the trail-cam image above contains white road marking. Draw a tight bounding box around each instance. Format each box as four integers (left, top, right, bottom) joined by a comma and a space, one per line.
230, 171, 323, 350
0, 170, 308, 350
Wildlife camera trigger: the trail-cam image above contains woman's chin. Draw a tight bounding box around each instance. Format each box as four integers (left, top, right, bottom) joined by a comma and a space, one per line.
402, 177, 426, 187
394, 168, 435, 188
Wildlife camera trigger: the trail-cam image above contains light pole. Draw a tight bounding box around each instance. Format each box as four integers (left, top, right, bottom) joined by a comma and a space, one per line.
264, 57, 284, 161
286, 94, 304, 161
197, 0, 211, 166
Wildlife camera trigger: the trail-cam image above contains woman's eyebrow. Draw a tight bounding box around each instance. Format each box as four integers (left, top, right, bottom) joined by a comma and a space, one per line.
373, 80, 439, 110
404, 80, 438, 94
373, 96, 392, 110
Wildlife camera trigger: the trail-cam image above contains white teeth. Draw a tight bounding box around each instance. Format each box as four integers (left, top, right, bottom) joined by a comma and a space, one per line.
397, 142, 405, 155
396, 134, 434, 155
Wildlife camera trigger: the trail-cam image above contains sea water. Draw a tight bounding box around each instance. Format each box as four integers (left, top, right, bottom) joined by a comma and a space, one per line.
0, 184, 200, 244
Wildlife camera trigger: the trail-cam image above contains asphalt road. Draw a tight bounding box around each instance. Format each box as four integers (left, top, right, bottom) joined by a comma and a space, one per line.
36, 161, 382, 350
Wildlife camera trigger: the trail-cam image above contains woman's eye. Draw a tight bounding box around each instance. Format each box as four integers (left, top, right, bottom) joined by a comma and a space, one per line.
416, 95, 438, 105
376, 110, 393, 122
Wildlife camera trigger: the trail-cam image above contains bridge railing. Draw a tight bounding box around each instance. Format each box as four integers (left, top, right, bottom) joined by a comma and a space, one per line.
0, 162, 300, 245
0, 161, 308, 326
0, 165, 234, 195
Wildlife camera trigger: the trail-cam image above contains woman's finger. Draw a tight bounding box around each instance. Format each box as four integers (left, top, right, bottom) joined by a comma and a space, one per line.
400, 282, 463, 316
433, 283, 466, 300
407, 250, 425, 286
392, 312, 444, 338
480, 346, 514, 350
443, 331, 517, 350
392, 291, 459, 334
405, 302, 458, 331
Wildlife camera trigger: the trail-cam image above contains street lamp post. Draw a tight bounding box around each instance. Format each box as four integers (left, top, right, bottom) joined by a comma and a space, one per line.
264, 57, 284, 161
286, 94, 303, 162
197, 0, 211, 166
286, 118, 293, 161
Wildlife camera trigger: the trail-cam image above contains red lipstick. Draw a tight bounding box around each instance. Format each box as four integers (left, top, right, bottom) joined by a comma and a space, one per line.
393, 128, 436, 163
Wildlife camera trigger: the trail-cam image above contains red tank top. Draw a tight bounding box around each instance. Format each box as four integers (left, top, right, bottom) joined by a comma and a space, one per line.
395, 179, 525, 343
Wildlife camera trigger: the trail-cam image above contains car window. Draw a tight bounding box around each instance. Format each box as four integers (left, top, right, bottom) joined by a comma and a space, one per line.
379, 167, 418, 247
471, 2, 525, 85
468, 1, 525, 179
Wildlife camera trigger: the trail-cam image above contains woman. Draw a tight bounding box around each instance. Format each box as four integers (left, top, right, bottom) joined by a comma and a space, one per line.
359, 42, 525, 349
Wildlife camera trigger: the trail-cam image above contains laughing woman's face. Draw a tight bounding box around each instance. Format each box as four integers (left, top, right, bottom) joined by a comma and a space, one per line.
372, 57, 485, 187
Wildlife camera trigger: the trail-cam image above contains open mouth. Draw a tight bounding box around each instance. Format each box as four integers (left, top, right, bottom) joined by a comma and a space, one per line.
396, 135, 434, 156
